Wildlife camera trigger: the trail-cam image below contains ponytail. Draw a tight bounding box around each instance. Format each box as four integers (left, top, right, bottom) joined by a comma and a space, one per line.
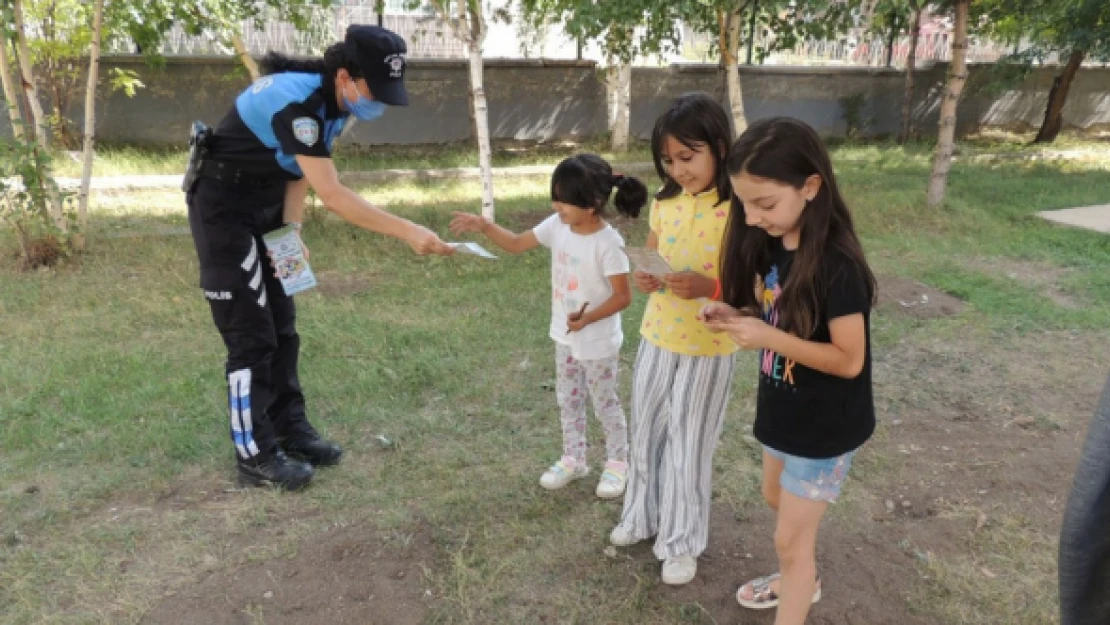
612, 174, 649, 219
259, 43, 362, 78
550, 154, 648, 220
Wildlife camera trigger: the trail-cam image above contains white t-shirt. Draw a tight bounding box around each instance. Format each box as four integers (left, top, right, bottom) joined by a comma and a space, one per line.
533, 214, 630, 361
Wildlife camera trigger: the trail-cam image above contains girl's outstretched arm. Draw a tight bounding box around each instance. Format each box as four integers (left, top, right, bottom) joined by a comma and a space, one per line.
449, 212, 540, 255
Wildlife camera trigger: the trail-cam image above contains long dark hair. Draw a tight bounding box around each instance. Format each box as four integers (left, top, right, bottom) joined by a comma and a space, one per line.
259, 43, 362, 78
550, 154, 649, 219
720, 117, 876, 339
650, 92, 732, 205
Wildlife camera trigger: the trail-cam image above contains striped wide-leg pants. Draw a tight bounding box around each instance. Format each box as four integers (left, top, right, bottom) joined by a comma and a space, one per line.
616, 339, 736, 560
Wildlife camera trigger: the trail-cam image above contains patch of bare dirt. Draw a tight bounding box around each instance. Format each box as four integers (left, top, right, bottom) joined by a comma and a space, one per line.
649, 328, 1109, 624
141, 523, 437, 625
968, 256, 1078, 309
869, 330, 1108, 537
128, 327, 1109, 625
616, 506, 937, 625
314, 270, 377, 298
877, 275, 966, 319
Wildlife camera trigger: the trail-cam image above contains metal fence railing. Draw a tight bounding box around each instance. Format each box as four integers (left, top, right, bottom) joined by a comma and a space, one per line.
104, 3, 1033, 67
678, 24, 1028, 68
105, 4, 466, 59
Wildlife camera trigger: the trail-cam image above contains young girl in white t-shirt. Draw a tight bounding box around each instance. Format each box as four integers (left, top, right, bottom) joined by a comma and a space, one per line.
450, 154, 648, 499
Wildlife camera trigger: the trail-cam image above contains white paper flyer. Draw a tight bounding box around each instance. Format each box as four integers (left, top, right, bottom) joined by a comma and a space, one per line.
449, 241, 498, 259
623, 246, 674, 278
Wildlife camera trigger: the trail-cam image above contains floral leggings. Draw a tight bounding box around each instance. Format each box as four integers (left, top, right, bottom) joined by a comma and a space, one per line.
555, 344, 629, 464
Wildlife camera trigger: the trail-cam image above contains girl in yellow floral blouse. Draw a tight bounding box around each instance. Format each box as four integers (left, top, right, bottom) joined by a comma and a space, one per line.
608, 93, 738, 586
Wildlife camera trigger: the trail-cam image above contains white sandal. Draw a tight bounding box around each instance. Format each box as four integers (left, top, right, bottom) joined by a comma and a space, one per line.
736, 572, 822, 610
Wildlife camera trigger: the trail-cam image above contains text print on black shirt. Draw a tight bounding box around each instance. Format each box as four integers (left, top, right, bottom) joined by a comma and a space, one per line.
760, 262, 797, 390
753, 242, 876, 459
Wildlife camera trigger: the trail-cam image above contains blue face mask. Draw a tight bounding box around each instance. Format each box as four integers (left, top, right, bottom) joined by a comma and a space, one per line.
344, 86, 386, 121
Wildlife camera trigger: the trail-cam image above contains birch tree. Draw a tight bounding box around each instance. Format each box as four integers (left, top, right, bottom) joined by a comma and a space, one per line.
10, 0, 49, 146
0, 31, 24, 141
427, 0, 495, 220
174, 1, 336, 80
900, 0, 925, 142
679, 0, 858, 134
868, 0, 929, 142
976, 0, 1110, 144
926, 0, 969, 207
75, 0, 104, 249
518, 0, 682, 152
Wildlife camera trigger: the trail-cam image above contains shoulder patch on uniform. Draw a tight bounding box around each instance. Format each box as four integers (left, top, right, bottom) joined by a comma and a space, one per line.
251, 76, 274, 94
293, 117, 319, 147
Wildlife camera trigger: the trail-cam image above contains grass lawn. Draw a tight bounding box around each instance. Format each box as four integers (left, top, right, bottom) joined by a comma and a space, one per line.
2, 139, 1109, 624
47, 138, 657, 179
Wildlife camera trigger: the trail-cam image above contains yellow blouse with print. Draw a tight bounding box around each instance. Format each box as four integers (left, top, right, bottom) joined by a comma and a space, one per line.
640, 188, 739, 357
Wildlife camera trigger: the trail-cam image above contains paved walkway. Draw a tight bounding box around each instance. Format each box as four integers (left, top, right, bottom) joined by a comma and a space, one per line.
1038, 205, 1110, 235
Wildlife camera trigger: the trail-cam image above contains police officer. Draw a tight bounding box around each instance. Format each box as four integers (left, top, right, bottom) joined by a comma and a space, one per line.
185, 25, 453, 491
1059, 372, 1110, 625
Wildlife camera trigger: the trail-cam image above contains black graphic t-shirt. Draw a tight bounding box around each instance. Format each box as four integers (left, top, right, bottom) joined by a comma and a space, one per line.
754, 240, 875, 458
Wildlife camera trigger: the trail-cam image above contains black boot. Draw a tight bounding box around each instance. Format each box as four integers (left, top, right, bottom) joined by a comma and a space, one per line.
281, 435, 343, 466
237, 450, 315, 491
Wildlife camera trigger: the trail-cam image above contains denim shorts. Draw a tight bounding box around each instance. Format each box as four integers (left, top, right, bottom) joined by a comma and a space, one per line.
764, 445, 857, 503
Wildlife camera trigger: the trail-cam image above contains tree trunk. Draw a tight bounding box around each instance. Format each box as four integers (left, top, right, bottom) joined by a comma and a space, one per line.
724, 10, 747, 135
0, 40, 24, 141
746, 0, 758, 65
714, 10, 729, 102
605, 63, 617, 128
459, 0, 494, 221
12, 0, 65, 231
608, 61, 631, 152
467, 43, 494, 220
884, 11, 898, 68
12, 0, 50, 146
926, 0, 969, 208
601, 25, 632, 153
76, 0, 104, 251
231, 33, 261, 81
717, 10, 729, 68
898, 5, 922, 144
1034, 49, 1085, 144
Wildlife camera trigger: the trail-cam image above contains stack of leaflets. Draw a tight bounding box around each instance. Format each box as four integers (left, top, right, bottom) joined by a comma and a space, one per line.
263, 225, 317, 296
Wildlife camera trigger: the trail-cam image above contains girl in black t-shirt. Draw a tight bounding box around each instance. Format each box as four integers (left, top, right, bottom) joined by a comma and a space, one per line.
698, 117, 877, 624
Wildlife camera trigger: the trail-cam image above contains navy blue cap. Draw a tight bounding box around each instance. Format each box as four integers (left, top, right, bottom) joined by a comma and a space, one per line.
345, 25, 409, 106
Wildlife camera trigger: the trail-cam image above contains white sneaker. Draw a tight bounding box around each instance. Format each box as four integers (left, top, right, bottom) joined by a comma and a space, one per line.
662, 554, 697, 585
595, 461, 628, 499
609, 525, 640, 547
539, 457, 589, 490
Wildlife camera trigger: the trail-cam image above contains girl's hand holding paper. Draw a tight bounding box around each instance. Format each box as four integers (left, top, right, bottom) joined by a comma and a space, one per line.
633, 270, 663, 293
663, 271, 716, 300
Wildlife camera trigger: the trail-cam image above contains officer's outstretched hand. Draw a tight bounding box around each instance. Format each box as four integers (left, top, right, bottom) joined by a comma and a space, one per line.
406, 223, 455, 256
